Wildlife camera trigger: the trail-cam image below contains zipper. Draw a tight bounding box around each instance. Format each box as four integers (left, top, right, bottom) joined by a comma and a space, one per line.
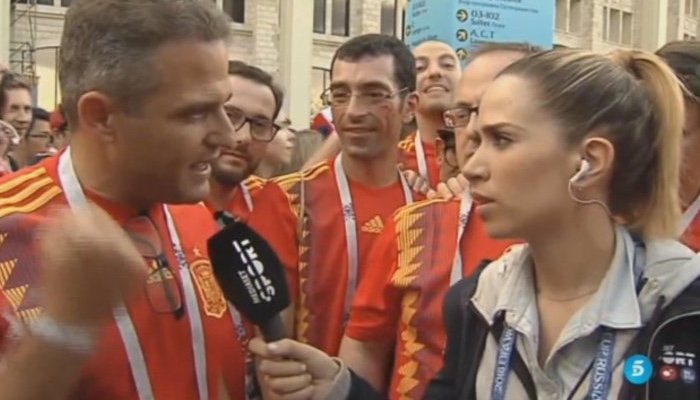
645, 310, 700, 400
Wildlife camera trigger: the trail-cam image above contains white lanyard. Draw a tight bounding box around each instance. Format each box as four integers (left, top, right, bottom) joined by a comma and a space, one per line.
334, 154, 413, 321
58, 148, 209, 400
240, 183, 253, 213
449, 193, 473, 286
414, 131, 429, 182
228, 183, 258, 400
681, 192, 700, 236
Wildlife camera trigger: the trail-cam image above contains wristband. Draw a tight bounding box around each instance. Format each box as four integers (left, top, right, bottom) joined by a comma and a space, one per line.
29, 315, 98, 356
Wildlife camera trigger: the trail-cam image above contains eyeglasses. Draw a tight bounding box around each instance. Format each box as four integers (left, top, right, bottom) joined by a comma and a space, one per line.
226, 105, 279, 143
28, 133, 53, 143
443, 105, 479, 128
123, 215, 184, 319
321, 87, 409, 108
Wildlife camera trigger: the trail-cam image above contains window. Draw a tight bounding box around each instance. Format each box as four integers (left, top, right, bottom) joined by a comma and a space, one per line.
61, 0, 72, 6
603, 6, 633, 45
314, 0, 351, 37
331, 0, 350, 36
686, 0, 698, 17
555, 0, 582, 33
15, 0, 54, 4
621, 11, 632, 45
556, 0, 567, 30
313, 0, 326, 34
381, 0, 398, 36
609, 9, 621, 43
223, 0, 244, 23
569, 0, 582, 33
602, 6, 609, 39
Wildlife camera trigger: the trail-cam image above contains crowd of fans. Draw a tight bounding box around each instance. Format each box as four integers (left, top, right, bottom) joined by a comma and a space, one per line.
0, 0, 699, 399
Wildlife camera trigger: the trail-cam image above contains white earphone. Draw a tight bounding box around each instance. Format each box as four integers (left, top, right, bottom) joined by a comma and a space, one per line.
570, 159, 591, 183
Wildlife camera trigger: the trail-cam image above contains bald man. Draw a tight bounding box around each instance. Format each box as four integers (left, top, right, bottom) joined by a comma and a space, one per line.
398, 41, 461, 187
340, 43, 537, 400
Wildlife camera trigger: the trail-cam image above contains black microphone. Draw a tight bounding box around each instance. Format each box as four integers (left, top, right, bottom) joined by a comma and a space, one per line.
207, 221, 290, 342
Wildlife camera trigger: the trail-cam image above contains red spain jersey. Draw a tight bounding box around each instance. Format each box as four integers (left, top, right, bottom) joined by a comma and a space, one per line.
274, 160, 422, 356
682, 212, 700, 252
0, 155, 246, 399
398, 131, 440, 188
346, 198, 515, 399
204, 175, 299, 396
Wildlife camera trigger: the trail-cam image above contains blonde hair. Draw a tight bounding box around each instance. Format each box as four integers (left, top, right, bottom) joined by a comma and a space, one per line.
500, 49, 684, 238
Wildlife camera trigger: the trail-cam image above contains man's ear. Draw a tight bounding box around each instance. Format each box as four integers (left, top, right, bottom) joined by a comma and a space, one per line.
76, 91, 119, 143
401, 92, 419, 124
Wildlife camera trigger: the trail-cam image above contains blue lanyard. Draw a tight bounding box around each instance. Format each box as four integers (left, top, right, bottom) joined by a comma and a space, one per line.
489, 233, 645, 400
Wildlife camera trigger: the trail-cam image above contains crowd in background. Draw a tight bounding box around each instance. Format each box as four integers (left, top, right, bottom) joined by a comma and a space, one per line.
0, 1, 699, 400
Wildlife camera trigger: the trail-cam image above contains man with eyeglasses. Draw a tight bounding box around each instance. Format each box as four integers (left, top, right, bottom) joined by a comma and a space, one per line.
0, 1, 250, 399
12, 107, 56, 167
335, 42, 537, 400
272, 33, 421, 358
205, 60, 299, 397
303, 41, 460, 190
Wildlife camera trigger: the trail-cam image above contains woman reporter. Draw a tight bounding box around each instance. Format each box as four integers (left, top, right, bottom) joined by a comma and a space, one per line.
250, 47, 700, 400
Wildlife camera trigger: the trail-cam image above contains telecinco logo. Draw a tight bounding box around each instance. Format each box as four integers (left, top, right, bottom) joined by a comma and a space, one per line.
624, 355, 653, 385
233, 239, 276, 304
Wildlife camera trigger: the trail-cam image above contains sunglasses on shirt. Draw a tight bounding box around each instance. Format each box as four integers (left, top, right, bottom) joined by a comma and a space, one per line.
123, 215, 185, 319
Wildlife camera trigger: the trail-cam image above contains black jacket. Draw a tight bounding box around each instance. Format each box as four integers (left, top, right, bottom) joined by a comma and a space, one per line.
423, 262, 700, 400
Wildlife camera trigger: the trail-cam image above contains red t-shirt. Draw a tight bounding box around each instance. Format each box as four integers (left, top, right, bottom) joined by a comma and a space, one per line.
0, 156, 246, 399
682, 209, 700, 252
346, 198, 515, 399
274, 160, 423, 356
204, 175, 299, 396
398, 131, 440, 188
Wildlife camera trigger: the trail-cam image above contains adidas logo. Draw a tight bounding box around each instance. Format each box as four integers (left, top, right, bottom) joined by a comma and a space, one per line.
361, 216, 384, 234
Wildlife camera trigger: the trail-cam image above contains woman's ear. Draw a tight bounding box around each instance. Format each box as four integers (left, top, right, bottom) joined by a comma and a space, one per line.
574, 136, 615, 186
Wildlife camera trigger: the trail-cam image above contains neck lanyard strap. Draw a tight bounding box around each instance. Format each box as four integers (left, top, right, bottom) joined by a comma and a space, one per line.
58, 148, 209, 400
334, 154, 413, 323
490, 313, 518, 400
449, 193, 473, 286
239, 182, 254, 213
414, 131, 429, 182
586, 330, 616, 399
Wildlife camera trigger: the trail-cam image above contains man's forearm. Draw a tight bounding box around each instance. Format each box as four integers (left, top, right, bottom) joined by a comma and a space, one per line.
0, 336, 89, 400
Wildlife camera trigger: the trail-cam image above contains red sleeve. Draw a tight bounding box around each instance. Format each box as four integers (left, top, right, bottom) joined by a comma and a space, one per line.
345, 218, 402, 342
247, 182, 300, 302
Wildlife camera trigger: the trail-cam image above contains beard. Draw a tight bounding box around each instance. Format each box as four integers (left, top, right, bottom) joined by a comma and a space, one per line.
211, 162, 252, 187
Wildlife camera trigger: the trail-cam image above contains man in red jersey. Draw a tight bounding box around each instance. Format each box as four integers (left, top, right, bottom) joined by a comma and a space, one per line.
340, 43, 539, 400
206, 60, 298, 398
398, 41, 461, 187
0, 1, 252, 398
274, 34, 421, 357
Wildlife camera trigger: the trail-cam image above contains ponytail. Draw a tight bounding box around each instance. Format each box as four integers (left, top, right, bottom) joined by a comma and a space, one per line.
500, 49, 684, 238
609, 50, 684, 237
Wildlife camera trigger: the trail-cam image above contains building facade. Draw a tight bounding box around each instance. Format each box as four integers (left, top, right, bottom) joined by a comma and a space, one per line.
3, 0, 699, 127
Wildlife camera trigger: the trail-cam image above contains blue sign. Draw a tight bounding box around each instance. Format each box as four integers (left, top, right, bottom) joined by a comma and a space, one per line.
623, 355, 653, 385
405, 0, 554, 64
